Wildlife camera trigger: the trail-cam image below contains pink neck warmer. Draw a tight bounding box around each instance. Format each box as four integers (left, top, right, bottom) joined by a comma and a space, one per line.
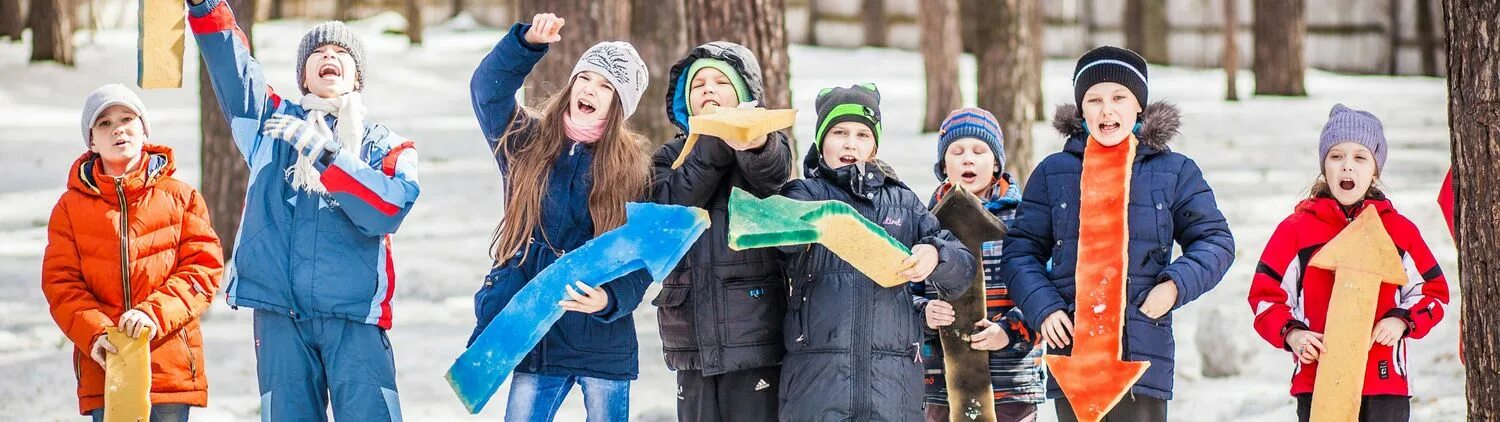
563, 111, 606, 143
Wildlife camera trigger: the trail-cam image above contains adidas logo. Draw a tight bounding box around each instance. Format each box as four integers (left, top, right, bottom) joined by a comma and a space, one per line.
754, 379, 771, 391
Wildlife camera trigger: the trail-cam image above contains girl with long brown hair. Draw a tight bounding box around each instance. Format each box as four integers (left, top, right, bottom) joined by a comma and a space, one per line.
468, 13, 653, 422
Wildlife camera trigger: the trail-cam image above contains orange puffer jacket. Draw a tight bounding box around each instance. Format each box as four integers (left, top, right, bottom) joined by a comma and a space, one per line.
41, 144, 223, 414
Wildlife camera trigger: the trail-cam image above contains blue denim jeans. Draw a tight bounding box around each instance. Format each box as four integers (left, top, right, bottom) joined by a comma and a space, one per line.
89, 404, 190, 422
503, 372, 630, 422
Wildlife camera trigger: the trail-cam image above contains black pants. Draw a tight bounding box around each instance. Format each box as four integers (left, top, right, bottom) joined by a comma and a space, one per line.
1056, 395, 1167, 422
676, 366, 780, 422
1296, 394, 1410, 422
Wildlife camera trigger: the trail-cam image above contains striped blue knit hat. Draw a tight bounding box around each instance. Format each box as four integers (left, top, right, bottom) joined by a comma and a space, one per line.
934, 107, 1005, 181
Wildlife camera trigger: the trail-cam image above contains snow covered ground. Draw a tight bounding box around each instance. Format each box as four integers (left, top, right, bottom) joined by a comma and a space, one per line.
0, 14, 1462, 421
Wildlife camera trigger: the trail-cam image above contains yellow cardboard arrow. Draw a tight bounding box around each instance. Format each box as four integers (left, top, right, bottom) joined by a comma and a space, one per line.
1306, 206, 1407, 422
670, 107, 796, 169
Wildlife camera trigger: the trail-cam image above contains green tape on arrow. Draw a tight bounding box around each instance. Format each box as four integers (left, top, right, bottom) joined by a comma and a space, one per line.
727, 187, 911, 287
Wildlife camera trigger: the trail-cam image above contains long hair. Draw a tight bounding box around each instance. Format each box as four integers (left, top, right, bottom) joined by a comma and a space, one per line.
489, 79, 652, 264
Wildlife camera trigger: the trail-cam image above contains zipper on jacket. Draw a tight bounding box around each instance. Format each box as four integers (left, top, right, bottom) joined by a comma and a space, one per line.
115, 180, 133, 308
181, 331, 197, 380
569, 141, 580, 156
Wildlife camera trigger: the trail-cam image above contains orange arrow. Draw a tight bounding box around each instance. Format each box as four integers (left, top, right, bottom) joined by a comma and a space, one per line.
1306, 206, 1407, 422
1045, 137, 1149, 422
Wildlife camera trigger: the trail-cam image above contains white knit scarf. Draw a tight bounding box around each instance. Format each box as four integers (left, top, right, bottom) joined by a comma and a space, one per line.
287, 92, 366, 194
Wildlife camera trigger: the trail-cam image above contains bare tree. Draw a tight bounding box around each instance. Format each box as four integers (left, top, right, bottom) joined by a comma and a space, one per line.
1252, 0, 1306, 96
805, 0, 818, 45
1224, 0, 1239, 101
449, 0, 464, 19
1445, 0, 1500, 418
919, 0, 962, 132
1416, 0, 1439, 76
514, 0, 631, 108
1, 0, 26, 40
199, 0, 256, 257
862, 0, 886, 47
682, 0, 791, 110
28, 0, 72, 65
630, 0, 686, 145
1124, 0, 1170, 63
972, 0, 1040, 184
406, 0, 423, 45
335, 0, 353, 21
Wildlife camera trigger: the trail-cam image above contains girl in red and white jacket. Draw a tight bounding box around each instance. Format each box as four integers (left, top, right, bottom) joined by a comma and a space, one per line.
1248, 104, 1449, 422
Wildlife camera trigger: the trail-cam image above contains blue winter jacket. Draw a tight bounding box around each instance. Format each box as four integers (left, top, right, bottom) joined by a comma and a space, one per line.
190, 0, 421, 329
466, 23, 654, 380
1000, 103, 1234, 400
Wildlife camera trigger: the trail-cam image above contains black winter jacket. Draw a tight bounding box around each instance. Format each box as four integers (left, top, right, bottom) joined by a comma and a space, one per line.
777, 149, 975, 421
651, 41, 795, 375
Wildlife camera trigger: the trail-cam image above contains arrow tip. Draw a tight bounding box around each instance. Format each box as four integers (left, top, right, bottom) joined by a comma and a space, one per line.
1308, 206, 1406, 284
1046, 355, 1149, 422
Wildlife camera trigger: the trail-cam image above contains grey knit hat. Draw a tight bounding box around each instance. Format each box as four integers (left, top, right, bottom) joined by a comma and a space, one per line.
1319, 103, 1388, 172
296, 21, 366, 95
80, 84, 150, 148
571, 41, 649, 118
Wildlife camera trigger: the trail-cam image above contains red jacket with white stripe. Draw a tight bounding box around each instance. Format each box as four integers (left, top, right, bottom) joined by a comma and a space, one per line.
1248, 197, 1448, 397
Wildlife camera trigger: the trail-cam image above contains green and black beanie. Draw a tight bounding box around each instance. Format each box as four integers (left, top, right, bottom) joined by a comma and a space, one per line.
814, 83, 883, 148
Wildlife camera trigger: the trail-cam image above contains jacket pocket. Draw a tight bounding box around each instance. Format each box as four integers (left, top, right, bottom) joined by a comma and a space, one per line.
653, 282, 696, 352
1152, 189, 1174, 246
467, 265, 525, 347
720, 275, 787, 347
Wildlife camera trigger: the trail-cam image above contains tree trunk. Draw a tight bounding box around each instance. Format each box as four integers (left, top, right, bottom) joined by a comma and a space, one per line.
1252, 0, 1306, 96
1224, 0, 1239, 101
268, 0, 281, 19
513, 0, 630, 108
1417, 0, 1439, 76
335, 0, 353, 22
805, 0, 818, 45
1124, 0, 1170, 63
862, 0, 885, 47
919, 0, 961, 132
406, 0, 422, 45
972, 0, 1040, 185
28, 0, 72, 64
199, 0, 255, 258
683, 0, 792, 160
1386, 0, 1400, 75
630, 0, 685, 146
449, 0, 463, 19
959, 0, 978, 54
1446, 0, 1500, 419
1, 0, 26, 40
1029, 0, 1044, 121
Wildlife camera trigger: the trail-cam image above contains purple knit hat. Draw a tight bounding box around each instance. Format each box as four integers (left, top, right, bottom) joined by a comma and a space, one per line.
1319, 103, 1388, 172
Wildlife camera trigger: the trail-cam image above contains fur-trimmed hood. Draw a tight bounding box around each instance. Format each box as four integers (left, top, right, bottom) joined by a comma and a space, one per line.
1051, 102, 1182, 154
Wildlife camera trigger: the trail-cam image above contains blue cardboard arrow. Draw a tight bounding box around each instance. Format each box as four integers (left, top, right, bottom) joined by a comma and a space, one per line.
445, 202, 710, 414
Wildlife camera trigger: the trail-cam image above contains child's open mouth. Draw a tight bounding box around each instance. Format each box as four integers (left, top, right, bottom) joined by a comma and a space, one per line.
838, 155, 858, 165
1096, 121, 1121, 135
577, 99, 597, 115
699, 99, 720, 110
1338, 178, 1356, 191
318, 63, 341, 79
959, 170, 978, 184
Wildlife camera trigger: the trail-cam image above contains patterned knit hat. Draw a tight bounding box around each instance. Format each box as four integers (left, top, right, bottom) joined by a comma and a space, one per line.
684, 58, 751, 115
1320, 103, 1388, 172
934, 107, 1005, 181
296, 21, 367, 95
571, 41, 649, 118
81, 84, 150, 147
1072, 46, 1149, 113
